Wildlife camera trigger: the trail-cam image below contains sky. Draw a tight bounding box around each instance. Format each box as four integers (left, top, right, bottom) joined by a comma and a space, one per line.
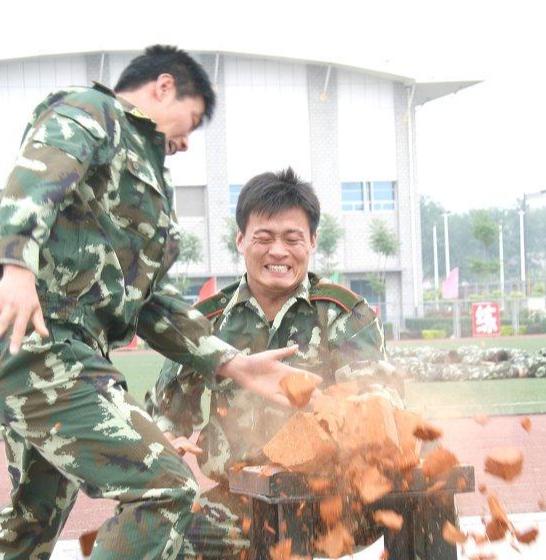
2, 0, 545, 214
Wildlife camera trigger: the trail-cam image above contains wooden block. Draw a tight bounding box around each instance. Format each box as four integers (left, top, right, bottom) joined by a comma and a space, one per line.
484, 447, 523, 481
263, 412, 337, 473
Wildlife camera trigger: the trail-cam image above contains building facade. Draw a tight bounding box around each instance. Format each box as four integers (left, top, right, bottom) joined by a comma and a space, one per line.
0, 50, 475, 328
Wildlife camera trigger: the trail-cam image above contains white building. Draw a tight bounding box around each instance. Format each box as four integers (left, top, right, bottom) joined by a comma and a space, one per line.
0, 49, 477, 329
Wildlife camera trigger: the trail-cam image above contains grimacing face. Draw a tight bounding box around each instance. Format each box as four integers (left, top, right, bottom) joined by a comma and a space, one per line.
236, 207, 317, 300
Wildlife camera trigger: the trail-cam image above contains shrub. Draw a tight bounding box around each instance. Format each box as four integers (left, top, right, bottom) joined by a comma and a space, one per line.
422, 329, 447, 340
500, 325, 514, 336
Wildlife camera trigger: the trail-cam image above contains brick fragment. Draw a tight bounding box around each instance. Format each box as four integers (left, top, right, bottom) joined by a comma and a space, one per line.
319, 496, 343, 526
422, 446, 459, 478
520, 417, 532, 433
373, 509, 404, 532
348, 459, 392, 504
279, 374, 319, 408
79, 530, 98, 557
413, 421, 443, 441
314, 523, 354, 558
263, 412, 336, 473
515, 527, 539, 544
442, 521, 467, 544
484, 447, 523, 481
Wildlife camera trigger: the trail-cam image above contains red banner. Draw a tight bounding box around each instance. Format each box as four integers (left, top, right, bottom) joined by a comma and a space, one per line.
471, 302, 501, 337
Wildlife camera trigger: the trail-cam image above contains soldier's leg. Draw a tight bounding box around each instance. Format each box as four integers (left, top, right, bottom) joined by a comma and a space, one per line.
179, 484, 250, 559
0, 334, 198, 560
0, 428, 79, 559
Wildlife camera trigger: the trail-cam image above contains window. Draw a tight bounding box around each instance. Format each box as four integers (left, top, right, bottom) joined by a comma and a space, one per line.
174, 186, 205, 217
341, 182, 365, 211
341, 181, 396, 212
229, 184, 243, 215
350, 279, 386, 319
371, 181, 396, 211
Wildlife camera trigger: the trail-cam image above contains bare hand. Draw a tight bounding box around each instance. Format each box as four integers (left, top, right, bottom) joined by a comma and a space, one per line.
0, 265, 48, 354
164, 431, 203, 455
217, 346, 323, 408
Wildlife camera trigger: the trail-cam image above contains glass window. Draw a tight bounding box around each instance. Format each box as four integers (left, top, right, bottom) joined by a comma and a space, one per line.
370, 181, 396, 211
341, 182, 365, 212
350, 279, 386, 319
229, 184, 243, 215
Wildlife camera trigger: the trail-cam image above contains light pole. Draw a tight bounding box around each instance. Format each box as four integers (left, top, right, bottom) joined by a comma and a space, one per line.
498, 223, 504, 300
442, 212, 450, 278
433, 224, 439, 308
521, 189, 546, 295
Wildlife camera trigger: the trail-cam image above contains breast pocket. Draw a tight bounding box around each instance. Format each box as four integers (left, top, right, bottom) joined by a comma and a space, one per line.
114, 154, 169, 242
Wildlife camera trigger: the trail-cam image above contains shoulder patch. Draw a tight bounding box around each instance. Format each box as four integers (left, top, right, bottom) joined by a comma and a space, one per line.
309, 282, 363, 313
194, 281, 239, 320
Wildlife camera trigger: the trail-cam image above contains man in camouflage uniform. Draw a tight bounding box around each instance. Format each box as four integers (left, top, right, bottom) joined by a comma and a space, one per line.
0, 46, 316, 560
146, 169, 388, 558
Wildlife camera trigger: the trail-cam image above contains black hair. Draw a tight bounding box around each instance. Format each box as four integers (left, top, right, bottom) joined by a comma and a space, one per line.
114, 45, 215, 120
236, 167, 320, 234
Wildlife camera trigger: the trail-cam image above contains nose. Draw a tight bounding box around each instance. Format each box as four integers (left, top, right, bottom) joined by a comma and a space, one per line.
268, 238, 289, 258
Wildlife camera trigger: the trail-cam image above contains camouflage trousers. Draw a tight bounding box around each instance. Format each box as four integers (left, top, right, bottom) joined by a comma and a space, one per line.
0, 326, 198, 560
178, 483, 249, 559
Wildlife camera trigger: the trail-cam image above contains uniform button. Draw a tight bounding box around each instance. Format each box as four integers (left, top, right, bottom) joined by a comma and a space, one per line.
220, 298, 227, 304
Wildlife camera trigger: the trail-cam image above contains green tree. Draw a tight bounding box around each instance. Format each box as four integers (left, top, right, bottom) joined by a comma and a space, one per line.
176, 228, 202, 293
221, 217, 240, 265
368, 218, 399, 294
317, 213, 344, 278
469, 210, 499, 279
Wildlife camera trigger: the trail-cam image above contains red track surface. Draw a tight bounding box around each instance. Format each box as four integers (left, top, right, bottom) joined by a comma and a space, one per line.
1, 414, 545, 540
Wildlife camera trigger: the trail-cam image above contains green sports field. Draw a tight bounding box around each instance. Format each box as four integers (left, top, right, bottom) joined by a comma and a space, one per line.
113, 334, 546, 417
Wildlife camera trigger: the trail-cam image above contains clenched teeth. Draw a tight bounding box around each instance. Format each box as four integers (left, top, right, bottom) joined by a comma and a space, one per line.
267, 265, 289, 273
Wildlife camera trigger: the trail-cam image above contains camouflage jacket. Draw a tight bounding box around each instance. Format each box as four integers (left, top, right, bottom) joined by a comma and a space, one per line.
0, 83, 234, 376
146, 273, 386, 481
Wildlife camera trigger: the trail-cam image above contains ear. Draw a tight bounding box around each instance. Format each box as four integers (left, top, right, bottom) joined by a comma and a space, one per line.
235, 230, 245, 253
154, 73, 176, 101
310, 232, 318, 253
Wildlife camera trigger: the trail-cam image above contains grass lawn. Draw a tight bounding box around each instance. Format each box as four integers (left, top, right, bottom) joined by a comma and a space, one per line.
113, 334, 546, 416
390, 334, 546, 352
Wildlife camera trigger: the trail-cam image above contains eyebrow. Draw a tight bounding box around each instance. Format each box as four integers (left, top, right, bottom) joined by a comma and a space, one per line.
253, 228, 305, 236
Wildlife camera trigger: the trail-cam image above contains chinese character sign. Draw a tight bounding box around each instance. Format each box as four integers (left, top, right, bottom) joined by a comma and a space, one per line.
471, 302, 501, 337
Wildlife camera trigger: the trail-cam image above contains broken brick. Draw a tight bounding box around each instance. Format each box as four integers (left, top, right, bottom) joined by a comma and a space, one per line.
515, 527, 539, 544
263, 412, 336, 473
413, 421, 443, 441
520, 417, 532, 433
373, 509, 404, 532
314, 523, 355, 558
442, 521, 467, 544
319, 496, 343, 526
484, 447, 523, 481
422, 446, 459, 479
279, 374, 320, 408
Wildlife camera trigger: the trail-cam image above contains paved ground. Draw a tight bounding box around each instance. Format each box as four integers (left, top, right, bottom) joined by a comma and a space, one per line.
2, 413, 546, 557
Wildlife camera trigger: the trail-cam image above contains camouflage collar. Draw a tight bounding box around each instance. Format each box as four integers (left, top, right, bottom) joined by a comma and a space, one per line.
223, 274, 312, 321
92, 82, 162, 137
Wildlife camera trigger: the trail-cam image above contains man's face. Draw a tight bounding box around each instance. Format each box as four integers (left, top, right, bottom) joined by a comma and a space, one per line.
236, 207, 317, 298
153, 93, 205, 155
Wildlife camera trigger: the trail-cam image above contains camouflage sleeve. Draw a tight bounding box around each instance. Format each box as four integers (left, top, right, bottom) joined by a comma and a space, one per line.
0, 100, 115, 274
137, 280, 238, 380
144, 358, 211, 437
327, 299, 386, 372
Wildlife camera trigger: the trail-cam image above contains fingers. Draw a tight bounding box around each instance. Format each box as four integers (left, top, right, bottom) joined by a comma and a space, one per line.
0, 303, 16, 338
168, 435, 203, 455
265, 345, 299, 360
10, 310, 31, 354
31, 307, 49, 338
